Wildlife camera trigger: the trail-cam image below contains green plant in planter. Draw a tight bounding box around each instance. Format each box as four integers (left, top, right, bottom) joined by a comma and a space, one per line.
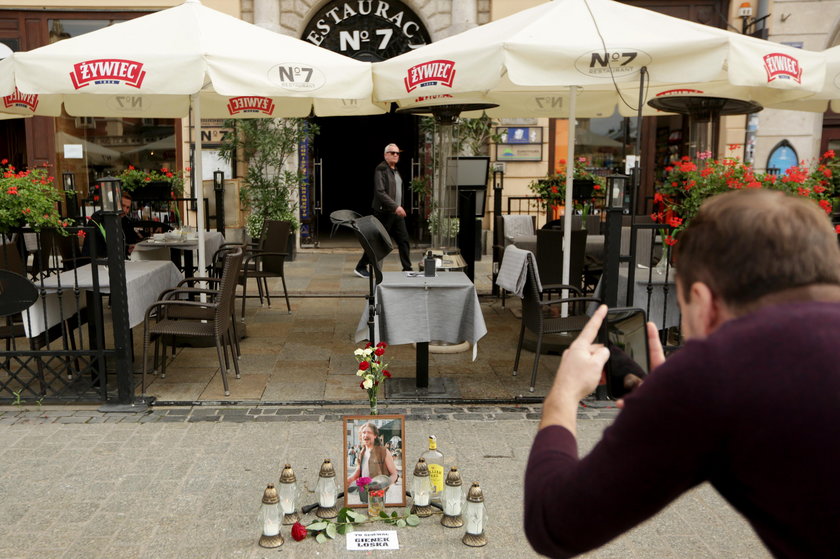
217, 118, 318, 239
0, 160, 68, 234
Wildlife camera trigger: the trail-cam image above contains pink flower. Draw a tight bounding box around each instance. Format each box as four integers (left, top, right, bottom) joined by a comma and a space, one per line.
356, 476, 372, 488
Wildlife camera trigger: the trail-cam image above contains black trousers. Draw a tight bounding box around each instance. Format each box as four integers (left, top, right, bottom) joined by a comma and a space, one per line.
356, 210, 413, 272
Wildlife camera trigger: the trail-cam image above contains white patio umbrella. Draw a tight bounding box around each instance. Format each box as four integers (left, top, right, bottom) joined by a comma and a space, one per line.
373, 0, 826, 287
0, 0, 383, 273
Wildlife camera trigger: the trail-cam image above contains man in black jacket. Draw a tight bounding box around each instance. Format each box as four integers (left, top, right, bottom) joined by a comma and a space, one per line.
355, 143, 412, 277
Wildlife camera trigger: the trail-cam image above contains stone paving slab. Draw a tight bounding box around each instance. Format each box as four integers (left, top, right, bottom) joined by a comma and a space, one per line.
0, 403, 772, 559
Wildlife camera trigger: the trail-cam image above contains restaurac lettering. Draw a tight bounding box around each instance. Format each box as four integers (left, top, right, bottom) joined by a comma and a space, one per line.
305, 1, 422, 46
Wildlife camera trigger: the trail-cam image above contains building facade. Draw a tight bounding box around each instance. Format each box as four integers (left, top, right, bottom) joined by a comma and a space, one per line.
1, 0, 838, 244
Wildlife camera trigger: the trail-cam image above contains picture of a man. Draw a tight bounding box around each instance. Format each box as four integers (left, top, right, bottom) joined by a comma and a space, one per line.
524, 189, 840, 558
354, 143, 412, 277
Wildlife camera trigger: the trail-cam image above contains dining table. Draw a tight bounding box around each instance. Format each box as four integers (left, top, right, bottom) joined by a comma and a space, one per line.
25, 260, 182, 341
130, 231, 224, 277
355, 271, 487, 390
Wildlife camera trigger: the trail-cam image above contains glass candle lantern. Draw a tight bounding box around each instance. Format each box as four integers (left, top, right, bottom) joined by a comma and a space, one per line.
278, 463, 299, 525
441, 466, 464, 528
410, 457, 434, 517
257, 484, 284, 548
315, 459, 338, 519
462, 482, 488, 547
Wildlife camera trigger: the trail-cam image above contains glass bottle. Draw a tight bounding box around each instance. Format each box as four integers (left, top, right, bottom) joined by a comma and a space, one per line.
420, 435, 444, 499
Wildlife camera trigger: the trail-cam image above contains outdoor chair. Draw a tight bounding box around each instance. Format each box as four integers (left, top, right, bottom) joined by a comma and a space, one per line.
241, 219, 292, 315
141, 247, 244, 396
536, 228, 587, 294
513, 251, 601, 392
336, 213, 393, 344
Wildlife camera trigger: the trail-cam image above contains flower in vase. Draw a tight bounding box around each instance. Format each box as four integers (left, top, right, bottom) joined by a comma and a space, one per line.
354, 342, 390, 414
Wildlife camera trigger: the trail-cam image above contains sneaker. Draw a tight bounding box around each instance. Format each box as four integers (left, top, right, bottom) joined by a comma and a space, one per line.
354, 268, 370, 278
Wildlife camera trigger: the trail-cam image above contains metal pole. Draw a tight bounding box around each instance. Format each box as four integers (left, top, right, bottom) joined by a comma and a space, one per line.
101, 212, 134, 406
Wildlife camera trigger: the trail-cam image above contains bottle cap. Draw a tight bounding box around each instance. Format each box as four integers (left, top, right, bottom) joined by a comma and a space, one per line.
429, 435, 437, 449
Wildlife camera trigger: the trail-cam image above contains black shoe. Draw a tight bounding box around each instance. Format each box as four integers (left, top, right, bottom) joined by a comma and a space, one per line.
354, 268, 370, 278
402, 267, 413, 272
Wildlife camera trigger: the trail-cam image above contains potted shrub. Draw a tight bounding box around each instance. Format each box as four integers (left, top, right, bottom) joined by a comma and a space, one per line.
218, 119, 318, 260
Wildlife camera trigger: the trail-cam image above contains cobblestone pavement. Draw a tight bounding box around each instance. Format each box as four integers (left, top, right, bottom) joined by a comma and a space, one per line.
1, 404, 771, 559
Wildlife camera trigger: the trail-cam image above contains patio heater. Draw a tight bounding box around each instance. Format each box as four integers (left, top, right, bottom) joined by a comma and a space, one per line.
647, 96, 762, 159
398, 103, 496, 272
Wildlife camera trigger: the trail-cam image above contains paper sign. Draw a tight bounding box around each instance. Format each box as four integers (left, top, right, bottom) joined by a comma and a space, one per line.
346, 530, 399, 550
64, 144, 83, 159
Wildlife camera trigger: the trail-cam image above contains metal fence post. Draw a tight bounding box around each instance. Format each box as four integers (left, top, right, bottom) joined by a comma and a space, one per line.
100, 212, 136, 407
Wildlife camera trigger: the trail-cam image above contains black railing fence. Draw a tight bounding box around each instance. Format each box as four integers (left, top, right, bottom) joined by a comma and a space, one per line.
1, 217, 134, 405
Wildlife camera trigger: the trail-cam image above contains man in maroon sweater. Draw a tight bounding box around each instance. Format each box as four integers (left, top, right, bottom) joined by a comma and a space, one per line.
525, 189, 840, 558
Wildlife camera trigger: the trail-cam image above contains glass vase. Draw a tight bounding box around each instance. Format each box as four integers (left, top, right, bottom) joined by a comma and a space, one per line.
367, 491, 385, 517
368, 388, 378, 415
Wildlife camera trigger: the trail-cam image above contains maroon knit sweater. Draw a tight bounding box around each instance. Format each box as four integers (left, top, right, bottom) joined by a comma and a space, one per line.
525, 301, 840, 558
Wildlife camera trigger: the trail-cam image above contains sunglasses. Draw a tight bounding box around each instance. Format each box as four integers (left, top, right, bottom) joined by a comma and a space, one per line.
386, 151, 401, 155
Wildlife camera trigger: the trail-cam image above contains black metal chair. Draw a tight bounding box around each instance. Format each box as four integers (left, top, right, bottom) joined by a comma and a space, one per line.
513, 252, 601, 392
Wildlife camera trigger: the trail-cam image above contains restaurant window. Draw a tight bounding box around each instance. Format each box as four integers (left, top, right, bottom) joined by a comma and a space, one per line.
48, 17, 178, 200
550, 110, 638, 177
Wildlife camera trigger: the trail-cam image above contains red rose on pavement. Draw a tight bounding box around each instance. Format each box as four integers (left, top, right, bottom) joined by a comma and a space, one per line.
291, 522, 307, 541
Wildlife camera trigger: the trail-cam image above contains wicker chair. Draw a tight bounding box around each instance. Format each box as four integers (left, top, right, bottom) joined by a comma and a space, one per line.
141, 247, 244, 396
513, 252, 601, 392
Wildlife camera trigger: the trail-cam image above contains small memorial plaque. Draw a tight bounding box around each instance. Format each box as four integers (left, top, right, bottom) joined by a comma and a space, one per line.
346, 530, 399, 551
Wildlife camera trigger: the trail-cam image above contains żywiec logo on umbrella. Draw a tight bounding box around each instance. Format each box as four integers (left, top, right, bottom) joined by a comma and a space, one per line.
2, 88, 39, 112
763, 53, 802, 84
70, 59, 146, 89
404, 60, 456, 92
654, 88, 705, 98
226, 96, 276, 116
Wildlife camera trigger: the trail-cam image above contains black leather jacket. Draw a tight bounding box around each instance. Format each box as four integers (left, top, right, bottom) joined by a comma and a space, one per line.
371, 160, 402, 213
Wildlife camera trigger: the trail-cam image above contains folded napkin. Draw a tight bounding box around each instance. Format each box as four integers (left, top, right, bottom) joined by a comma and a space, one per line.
496, 245, 541, 298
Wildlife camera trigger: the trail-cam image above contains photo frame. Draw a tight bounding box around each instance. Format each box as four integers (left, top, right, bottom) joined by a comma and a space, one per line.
343, 415, 406, 508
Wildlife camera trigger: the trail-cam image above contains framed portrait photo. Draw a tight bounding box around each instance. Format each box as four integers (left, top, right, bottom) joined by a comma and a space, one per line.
343, 415, 406, 508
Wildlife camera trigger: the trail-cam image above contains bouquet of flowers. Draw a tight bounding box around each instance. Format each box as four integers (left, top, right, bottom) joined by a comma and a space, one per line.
354, 342, 391, 415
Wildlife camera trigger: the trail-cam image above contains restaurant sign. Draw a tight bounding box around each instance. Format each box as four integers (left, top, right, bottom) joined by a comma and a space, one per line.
302, 0, 431, 62
574, 48, 652, 78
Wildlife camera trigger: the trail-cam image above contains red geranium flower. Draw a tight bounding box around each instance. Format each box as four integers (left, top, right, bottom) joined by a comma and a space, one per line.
291, 522, 307, 541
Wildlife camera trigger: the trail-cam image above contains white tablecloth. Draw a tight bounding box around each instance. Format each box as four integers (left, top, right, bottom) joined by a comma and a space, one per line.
29, 261, 183, 334
356, 272, 487, 350
131, 231, 225, 263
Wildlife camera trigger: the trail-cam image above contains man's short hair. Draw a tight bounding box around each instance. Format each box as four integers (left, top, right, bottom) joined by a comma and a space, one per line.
673, 189, 840, 309
121, 191, 133, 201
384, 143, 398, 154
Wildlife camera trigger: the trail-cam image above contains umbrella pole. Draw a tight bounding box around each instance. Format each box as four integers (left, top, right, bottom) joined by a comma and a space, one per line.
561, 86, 577, 316
191, 93, 207, 278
